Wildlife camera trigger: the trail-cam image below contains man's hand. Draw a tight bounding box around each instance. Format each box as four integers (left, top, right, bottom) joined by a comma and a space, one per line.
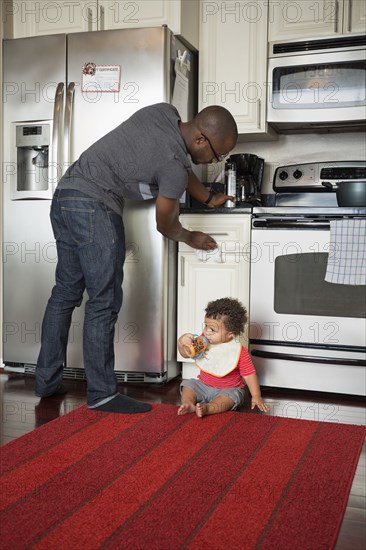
206, 192, 235, 209
185, 231, 217, 250
186, 173, 235, 209
155, 195, 217, 250
185, 173, 235, 209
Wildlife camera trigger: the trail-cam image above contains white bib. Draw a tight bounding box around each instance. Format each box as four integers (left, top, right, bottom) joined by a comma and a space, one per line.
195, 339, 241, 377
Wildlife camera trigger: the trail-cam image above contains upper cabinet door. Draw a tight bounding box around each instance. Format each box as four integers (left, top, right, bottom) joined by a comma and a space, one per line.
268, 0, 364, 42
268, 0, 341, 41
4, 0, 199, 49
99, 0, 171, 30
343, 0, 366, 34
97, 1, 199, 49
199, 0, 276, 138
7, 0, 92, 37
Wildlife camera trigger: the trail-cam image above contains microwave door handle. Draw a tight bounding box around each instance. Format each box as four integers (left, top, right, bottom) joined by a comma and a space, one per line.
63, 82, 75, 176
52, 82, 64, 191
334, 0, 339, 33
251, 349, 366, 367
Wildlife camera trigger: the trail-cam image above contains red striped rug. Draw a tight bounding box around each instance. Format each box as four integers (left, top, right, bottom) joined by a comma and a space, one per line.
1, 404, 365, 549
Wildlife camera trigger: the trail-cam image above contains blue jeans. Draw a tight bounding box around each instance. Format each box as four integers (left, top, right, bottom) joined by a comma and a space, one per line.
35, 189, 125, 406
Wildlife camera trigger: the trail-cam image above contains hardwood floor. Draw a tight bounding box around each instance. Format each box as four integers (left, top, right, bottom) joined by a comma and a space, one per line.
1, 369, 365, 549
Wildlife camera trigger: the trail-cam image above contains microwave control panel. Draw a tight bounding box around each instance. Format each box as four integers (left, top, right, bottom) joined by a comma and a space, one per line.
274, 161, 366, 191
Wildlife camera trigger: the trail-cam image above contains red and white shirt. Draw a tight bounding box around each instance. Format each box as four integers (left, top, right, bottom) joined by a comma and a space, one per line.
198, 346, 255, 389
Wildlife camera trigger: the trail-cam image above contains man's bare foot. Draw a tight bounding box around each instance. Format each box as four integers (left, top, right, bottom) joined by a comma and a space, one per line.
196, 403, 208, 418
177, 402, 196, 415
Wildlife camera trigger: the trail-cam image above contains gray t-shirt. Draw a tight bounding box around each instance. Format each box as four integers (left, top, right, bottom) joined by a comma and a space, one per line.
57, 103, 192, 214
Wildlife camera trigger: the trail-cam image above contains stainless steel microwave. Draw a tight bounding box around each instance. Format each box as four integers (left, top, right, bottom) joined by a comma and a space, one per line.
267, 35, 366, 132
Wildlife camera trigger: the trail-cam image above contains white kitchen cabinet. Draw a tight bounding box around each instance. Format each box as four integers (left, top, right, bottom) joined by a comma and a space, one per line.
343, 0, 366, 34
199, 0, 276, 139
100, 0, 199, 49
268, 0, 365, 42
4, 0, 92, 36
177, 213, 251, 378
3, 0, 199, 48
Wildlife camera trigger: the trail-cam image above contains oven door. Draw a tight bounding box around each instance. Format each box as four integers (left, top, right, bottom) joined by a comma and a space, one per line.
249, 342, 366, 395
249, 216, 366, 394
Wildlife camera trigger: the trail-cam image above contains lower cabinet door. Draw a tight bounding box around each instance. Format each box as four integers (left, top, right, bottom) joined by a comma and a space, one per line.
177, 253, 249, 363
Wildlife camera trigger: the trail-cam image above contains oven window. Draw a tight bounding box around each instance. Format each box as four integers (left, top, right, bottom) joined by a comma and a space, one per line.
272, 61, 366, 109
274, 253, 366, 318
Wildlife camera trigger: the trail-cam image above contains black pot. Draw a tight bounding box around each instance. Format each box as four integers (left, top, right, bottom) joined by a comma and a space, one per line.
336, 181, 366, 207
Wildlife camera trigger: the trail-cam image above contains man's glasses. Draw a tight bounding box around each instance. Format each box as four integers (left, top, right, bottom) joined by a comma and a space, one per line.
202, 134, 228, 163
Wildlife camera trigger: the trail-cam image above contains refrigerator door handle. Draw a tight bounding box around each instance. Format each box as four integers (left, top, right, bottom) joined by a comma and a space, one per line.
52, 82, 64, 190
63, 82, 75, 176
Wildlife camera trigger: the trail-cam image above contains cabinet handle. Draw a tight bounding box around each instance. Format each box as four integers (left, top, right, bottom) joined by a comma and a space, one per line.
99, 5, 105, 30
257, 99, 261, 129
347, 0, 352, 32
87, 8, 93, 31
334, 0, 339, 33
180, 256, 185, 287
209, 232, 229, 236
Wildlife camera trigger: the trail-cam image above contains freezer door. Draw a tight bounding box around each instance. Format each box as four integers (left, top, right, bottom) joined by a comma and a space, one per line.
3, 35, 67, 195
3, 34, 66, 123
3, 35, 67, 366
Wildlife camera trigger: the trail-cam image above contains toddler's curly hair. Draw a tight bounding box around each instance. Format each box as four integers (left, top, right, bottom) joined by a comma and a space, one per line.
205, 297, 247, 336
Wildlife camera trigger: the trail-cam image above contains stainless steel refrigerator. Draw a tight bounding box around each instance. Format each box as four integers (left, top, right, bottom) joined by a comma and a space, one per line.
2, 27, 197, 383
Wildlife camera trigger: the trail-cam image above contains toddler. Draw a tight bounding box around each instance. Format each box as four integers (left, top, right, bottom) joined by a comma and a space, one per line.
178, 297, 268, 418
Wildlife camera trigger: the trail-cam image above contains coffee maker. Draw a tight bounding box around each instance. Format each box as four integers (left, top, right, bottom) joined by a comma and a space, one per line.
226, 154, 264, 206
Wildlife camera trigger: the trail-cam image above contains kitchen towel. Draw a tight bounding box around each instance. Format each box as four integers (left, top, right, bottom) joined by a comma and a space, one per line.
325, 219, 366, 285
195, 246, 222, 263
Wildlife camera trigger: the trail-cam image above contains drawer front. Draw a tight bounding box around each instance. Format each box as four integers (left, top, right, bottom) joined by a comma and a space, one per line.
179, 214, 251, 253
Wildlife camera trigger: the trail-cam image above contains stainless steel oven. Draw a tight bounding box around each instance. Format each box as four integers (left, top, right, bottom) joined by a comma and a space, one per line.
249, 161, 366, 395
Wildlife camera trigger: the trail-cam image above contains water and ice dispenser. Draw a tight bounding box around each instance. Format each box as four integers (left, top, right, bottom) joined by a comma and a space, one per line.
16, 124, 50, 193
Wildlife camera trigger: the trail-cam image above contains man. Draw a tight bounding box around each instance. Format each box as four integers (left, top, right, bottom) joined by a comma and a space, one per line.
35, 102, 238, 413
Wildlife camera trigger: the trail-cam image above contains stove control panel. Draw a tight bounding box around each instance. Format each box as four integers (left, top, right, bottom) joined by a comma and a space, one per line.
274, 161, 366, 191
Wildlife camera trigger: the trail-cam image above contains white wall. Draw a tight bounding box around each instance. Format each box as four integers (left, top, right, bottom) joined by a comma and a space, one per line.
207, 130, 366, 194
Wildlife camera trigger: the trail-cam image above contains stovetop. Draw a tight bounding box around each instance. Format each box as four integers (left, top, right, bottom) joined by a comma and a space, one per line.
181, 161, 365, 214
273, 160, 366, 192
265, 160, 366, 214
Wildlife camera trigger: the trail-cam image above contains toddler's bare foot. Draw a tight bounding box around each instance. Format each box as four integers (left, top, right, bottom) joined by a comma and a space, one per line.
177, 402, 196, 415
196, 403, 208, 418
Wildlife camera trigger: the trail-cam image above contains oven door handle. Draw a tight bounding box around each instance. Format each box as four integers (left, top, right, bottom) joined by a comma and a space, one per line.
251, 349, 366, 367
252, 220, 331, 229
